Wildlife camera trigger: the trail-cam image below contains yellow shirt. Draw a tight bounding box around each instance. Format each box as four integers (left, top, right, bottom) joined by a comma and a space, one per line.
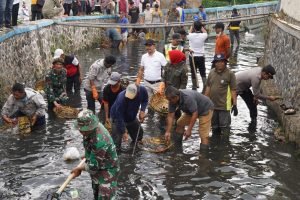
32, 0, 38, 4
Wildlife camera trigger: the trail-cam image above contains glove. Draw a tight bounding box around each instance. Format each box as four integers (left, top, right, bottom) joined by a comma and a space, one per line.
231, 105, 238, 116
158, 82, 165, 95
91, 85, 99, 100
136, 77, 141, 85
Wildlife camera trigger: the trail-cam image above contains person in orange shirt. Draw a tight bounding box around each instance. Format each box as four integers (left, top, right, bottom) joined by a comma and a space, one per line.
213, 22, 230, 68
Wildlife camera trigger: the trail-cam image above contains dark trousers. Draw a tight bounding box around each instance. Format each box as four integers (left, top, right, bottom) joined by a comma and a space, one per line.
229, 30, 240, 46
239, 89, 257, 119
72, 1, 79, 16
111, 40, 121, 48
189, 55, 206, 78
31, 4, 42, 21
111, 118, 143, 150
0, 0, 13, 27
11, 3, 19, 26
63, 3, 72, 15
84, 89, 102, 113
66, 73, 81, 93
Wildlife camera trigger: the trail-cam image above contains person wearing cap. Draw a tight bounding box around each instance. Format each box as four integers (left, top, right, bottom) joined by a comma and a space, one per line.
228, 8, 241, 49
163, 33, 184, 62
187, 20, 208, 91
128, 1, 140, 36
137, 39, 167, 98
53, 49, 82, 93
84, 55, 116, 113
45, 58, 68, 110
165, 3, 180, 42
214, 22, 231, 62
151, 4, 163, 40
164, 86, 214, 152
204, 54, 237, 136
72, 109, 119, 199
198, 5, 207, 21
236, 65, 278, 123
110, 83, 148, 150
103, 72, 126, 128
119, 11, 129, 47
2, 83, 47, 127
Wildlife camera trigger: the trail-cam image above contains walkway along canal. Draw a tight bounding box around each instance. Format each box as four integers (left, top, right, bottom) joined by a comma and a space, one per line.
0, 30, 300, 199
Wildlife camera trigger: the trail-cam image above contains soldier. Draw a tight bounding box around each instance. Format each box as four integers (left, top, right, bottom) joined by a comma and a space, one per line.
163, 33, 184, 63
1, 83, 47, 127
72, 109, 119, 199
45, 58, 68, 110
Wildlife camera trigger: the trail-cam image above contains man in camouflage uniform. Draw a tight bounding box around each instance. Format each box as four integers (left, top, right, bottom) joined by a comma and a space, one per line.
72, 109, 119, 200
45, 58, 68, 110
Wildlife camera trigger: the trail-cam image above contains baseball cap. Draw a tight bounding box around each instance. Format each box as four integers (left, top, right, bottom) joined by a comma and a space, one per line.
108, 72, 121, 85
74, 109, 99, 132
144, 39, 155, 46
172, 33, 182, 41
125, 83, 138, 99
53, 49, 64, 59
193, 15, 199, 21
262, 64, 276, 79
211, 54, 227, 63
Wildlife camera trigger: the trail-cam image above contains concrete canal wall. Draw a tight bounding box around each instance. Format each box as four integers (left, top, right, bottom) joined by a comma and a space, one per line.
263, 5, 300, 147
0, 2, 276, 106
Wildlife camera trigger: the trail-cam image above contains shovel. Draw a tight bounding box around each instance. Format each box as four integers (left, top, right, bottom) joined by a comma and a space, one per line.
47, 158, 86, 200
190, 52, 199, 88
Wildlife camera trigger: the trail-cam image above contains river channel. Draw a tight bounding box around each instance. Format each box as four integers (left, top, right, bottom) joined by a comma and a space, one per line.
0, 30, 300, 200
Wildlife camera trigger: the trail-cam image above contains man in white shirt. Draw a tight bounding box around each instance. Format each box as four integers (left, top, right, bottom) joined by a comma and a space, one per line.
187, 21, 208, 91
137, 39, 167, 98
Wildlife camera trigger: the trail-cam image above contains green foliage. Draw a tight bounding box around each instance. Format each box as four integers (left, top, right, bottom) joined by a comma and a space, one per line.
202, 0, 272, 7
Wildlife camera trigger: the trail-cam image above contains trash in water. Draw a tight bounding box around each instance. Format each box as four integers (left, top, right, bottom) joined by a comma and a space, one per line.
69, 189, 79, 199
128, 174, 140, 184
63, 147, 80, 161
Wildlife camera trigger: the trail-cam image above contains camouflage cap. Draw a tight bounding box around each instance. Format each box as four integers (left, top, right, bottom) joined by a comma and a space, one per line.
74, 109, 99, 132
52, 58, 65, 65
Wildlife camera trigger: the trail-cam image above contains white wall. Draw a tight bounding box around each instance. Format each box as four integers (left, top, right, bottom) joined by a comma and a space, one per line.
280, 0, 300, 21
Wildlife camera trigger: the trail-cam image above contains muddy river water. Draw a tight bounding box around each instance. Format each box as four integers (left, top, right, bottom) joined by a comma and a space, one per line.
0, 31, 300, 200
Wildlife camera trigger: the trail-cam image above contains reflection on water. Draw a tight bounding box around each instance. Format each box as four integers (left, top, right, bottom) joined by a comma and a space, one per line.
1, 31, 300, 200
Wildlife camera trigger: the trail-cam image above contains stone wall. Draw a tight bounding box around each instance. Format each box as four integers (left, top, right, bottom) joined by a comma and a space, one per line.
0, 17, 113, 105
263, 16, 300, 146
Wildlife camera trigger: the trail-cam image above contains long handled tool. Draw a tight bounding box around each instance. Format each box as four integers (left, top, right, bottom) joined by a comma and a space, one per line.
190, 52, 199, 88
47, 158, 86, 200
132, 123, 142, 157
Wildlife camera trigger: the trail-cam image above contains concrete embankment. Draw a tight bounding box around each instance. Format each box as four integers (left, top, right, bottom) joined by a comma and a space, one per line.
262, 14, 300, 147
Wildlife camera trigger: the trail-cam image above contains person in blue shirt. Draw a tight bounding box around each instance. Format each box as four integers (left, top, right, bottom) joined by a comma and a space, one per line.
106, 28, 122, 48
119, 11, 129, 46
110, 83, 148, 151
199, 5, 207, 21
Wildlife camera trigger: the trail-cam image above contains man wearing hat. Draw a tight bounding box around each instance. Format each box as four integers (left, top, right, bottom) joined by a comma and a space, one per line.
128, 1, 140, 36
103, 72, 125, 128
137, 39, 167, 98
204, 54, 237, 136
163, 33, 184, 62
45, 58, 68, 110
84, 55, 116, 113
72, 109, 119, 199
53, 48, 82, 93
236, 65, 278, 123
214, 22, 231, 61
110, 83, 148, 150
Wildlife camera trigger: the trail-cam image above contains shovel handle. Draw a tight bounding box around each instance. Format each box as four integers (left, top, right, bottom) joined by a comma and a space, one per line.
56, 158, 86, 194
190, 52, 199, 88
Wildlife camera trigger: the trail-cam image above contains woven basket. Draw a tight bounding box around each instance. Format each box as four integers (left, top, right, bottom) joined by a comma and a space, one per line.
18, 116, 31, 134
53, 106, 80, 119
141, 136, 173, 153
34, 80, 45, 92
149, 93, 169, 115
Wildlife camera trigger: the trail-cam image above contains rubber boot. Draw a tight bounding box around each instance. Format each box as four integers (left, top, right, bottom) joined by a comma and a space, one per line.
201, 76, 207, 94
192, 78, 197, 90
171, 132, 183, 146
200, 143, 209, 157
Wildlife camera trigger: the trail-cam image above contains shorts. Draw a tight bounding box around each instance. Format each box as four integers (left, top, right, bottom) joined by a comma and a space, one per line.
121, 31, 128, 42
177, 110, 213, 139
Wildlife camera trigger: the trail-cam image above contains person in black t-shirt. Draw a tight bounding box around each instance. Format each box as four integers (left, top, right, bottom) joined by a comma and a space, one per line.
103, 72, 125, 126
128, 1, 140, 36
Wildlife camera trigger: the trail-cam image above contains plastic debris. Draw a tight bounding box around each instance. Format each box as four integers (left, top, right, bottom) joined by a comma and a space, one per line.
63, 147, 80, 161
